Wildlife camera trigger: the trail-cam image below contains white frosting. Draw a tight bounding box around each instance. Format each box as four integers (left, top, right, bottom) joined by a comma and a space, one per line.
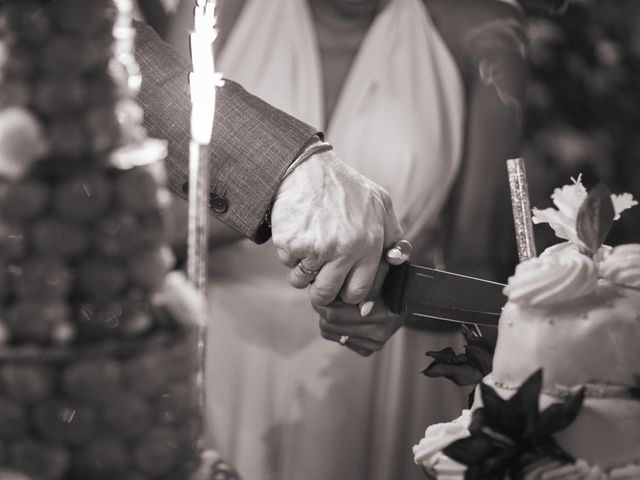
598, 244, 640, 289
504, 246, 598, 306
414, 411, 640, 480
413, 410, 470, 478
417, 240, 640, 479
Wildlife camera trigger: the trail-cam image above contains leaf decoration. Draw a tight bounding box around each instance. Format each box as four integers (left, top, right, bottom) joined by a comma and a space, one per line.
575, 182, 615, 256
533, 387, 585, 440
422, 332, 496, 387
442, 369, 584, 479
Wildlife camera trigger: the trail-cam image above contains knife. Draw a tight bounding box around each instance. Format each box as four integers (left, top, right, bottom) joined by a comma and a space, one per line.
381, 262, 506, 328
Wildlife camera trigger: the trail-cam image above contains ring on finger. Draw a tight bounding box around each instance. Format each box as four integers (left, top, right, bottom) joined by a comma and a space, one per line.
339, 335, 349, 346
296, 261, 320, 277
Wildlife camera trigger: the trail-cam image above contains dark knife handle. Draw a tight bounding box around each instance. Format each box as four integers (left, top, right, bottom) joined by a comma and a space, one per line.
381, 262, 410, 314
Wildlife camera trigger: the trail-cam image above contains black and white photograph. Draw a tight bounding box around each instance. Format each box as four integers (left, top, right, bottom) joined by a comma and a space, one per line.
0, 0, 639, 479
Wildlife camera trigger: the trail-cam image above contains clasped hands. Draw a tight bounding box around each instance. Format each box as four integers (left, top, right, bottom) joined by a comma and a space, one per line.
270, 149, 411, 356
156, 148, 408, 356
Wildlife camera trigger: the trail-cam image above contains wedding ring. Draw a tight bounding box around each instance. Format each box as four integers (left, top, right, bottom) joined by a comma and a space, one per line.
339, 335, 349, 346
296, 261, 319, 277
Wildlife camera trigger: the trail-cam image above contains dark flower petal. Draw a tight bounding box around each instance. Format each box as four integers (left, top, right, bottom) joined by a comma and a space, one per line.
426, 347, 462, 364
508, 369, 543, 438
465, 343, 494, 376
534, 439, 575, 464
423, 362, 484, 387
443, 435, 503, 466
630, 375, 640, 400
479, 382, 525, 438
466, 465, 504, 480
483, 446, 522, 476
479, 382, 507, 418
511, 443, 575, 478
534, 387, 585, 437
468, 408, 487, 435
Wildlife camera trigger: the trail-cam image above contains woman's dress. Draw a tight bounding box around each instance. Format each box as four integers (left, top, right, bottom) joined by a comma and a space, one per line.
205, 1, 469, 479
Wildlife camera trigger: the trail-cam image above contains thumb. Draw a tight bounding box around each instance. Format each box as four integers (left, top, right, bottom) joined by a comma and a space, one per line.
381, 195, 404, 248
359, 239, 413, 316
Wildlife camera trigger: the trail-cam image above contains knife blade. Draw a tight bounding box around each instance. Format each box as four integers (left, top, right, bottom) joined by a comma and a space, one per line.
381, 262, 506, 328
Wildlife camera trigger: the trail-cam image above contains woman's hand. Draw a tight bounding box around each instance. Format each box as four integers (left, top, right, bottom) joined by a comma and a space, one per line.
314, 301, 404, 357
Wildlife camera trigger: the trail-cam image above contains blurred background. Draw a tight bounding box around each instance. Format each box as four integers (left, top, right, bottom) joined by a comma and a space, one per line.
521, 0, 640, 253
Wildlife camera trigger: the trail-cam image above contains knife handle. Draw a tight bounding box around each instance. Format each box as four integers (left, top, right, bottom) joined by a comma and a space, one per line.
381, 262, 410, 314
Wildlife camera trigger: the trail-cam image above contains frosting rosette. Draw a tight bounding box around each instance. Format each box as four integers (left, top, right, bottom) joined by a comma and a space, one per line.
504, 246, 598, 306
413, 410, 470, 477
598, 244, 640, 289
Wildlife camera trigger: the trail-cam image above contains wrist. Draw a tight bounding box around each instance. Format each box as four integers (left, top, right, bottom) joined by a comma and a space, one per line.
265, 140, 334, 228
282, 140, 333, 181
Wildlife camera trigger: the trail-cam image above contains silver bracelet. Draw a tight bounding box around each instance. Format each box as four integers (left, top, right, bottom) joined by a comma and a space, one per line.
282, 141, 333, 180
263, 140, 333, 229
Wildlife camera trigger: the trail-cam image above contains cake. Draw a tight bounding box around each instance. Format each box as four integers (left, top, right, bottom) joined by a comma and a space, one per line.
413, 178, 640, 479
0, 1, 224, 479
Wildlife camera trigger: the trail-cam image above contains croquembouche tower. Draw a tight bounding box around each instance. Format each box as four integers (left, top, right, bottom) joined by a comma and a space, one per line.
0, 1, 211, 478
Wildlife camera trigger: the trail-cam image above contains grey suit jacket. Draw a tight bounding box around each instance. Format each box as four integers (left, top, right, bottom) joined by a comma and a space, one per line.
134, 22, 320, 243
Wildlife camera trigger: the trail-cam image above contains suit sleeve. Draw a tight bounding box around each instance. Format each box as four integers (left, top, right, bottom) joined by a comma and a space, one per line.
133, 21, 320, 243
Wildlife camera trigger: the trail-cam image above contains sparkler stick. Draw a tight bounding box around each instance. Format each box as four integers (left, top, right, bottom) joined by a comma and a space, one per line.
507, 158, 537, 261
187, 0, 223, 442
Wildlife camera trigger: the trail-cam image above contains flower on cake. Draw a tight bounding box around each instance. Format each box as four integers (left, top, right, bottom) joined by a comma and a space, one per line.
531, 175, 637, 254
523, 176, 640, 293
440, 370, 585, 480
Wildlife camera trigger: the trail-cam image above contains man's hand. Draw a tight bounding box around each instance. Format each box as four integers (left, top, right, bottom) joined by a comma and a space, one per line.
270, 150, 403, 308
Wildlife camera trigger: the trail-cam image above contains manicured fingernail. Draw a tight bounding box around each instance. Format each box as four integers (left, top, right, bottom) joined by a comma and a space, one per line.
360, 301, 375, 317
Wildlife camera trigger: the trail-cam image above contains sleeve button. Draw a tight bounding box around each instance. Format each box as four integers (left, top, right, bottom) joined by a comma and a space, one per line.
209, 193, 228, 214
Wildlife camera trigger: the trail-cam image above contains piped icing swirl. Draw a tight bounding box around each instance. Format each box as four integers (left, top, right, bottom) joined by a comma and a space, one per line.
413, 410, 470, 478
504, 245, 598, 306
414, 412, 640, 480
598, 244, 640, 289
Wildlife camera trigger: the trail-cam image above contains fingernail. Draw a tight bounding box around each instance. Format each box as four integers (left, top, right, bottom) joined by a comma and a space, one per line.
360, 301, 375, 317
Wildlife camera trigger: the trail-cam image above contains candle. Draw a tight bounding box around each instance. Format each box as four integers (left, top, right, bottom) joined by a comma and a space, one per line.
507, 158, 537, 261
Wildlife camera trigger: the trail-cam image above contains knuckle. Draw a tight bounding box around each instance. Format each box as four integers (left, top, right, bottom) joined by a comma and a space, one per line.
289, 277, 309, 289
313, 284, 337, 302
341, 285, 369, 304
324, 309, 337, 324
